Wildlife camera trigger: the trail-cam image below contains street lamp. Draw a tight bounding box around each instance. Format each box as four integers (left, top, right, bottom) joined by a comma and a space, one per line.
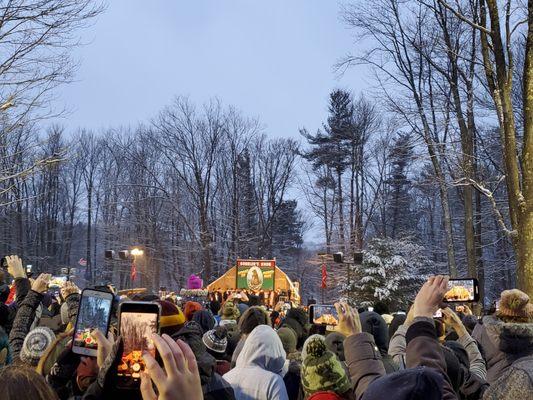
131, 248, 144, 256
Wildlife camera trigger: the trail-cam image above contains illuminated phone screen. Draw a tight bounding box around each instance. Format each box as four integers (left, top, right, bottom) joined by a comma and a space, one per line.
118, 312, 158, 378
73, 290, 112, 356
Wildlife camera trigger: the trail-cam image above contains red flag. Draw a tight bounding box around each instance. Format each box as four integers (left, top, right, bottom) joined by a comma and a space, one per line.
321, 263, 327, 289
131, 261, 137, 282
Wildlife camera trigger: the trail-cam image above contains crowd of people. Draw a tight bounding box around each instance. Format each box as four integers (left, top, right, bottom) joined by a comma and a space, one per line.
0, 254, 532, 399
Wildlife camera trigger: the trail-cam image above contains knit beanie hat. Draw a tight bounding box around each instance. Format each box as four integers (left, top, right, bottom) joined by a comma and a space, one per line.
497, 289, 533, 320
324, 332, 346, 362
277, 327, 297, 354
21, 326, 56, 366
301, 334, 352, 395
308, 392, 345, 400
359, 311, 389, 355
221, 301, 240, 321
159, 300, 186, 336
184, 301, 203, 321
238, 306, 270, 335
203, 326, 228, 353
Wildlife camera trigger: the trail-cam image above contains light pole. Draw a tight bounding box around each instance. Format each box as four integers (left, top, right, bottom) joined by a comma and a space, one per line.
130, 248, 144, 288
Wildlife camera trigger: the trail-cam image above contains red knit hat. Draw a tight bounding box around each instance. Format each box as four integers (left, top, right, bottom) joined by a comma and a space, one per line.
183, 301, 203, 321
158, 300, 186, 335
308, 391, 344, 400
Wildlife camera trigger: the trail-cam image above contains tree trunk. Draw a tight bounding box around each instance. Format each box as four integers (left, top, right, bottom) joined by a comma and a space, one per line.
336, 168, 346, 252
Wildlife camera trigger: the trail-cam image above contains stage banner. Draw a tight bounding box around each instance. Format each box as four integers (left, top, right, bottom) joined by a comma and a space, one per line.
236, 259, 275, 291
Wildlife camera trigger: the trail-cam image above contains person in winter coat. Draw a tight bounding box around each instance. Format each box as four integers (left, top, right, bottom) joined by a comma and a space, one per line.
231, 306, 270, 367
0, 325, 11, 366
8, 273, 51, 363
278, 327, 303, 400
203, 326, 232, 375
300, 334, 352, 399
341, 275, 458, 400
472, 288, 533, 384
359, 311, 397, 373
193, 309, 215, 334
0, 255, 31, 334
280, 307, 309, 349
473, 288, 533, 398
224, 324, 289, 400
173, 321, 235, 400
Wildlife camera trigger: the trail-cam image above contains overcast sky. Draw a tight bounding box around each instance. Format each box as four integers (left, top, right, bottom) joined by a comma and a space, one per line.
52, 0, 369, 139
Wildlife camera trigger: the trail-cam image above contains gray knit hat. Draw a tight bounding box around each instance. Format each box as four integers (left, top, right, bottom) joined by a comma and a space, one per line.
203, 326, 228, 353
20, 326, 56, 366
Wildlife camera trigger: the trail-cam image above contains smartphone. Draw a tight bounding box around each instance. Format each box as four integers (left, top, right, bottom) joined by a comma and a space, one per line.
433, 308, 443, 318
309, 304, 339, 326
72, 289, 114, 357
443, 278, 480, 302
117, 301, 161, 389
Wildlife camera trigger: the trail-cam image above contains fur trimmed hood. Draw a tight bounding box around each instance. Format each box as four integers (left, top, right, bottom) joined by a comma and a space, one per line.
483, 315, 533, 355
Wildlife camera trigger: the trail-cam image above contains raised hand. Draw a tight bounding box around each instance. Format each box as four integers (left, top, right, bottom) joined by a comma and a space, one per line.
335, 301, 362, 337
441, 307, 468, 337
140, 334, 202, 400
31, 273, 52, 293
6, 255, 25, 279
412, 275, 449, 318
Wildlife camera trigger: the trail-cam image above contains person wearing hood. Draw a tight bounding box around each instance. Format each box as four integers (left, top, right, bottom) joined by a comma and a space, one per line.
373, 301, 393, 325
172, 321, 235, 400
224, 324, 289, 400
472, 289, 533, 384
359, 311, 397, 373
473, 289, 533, 398
231, 306, 270, 367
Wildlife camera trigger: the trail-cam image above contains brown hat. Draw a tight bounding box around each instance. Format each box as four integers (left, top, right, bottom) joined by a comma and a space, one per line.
497, 289, 533, 320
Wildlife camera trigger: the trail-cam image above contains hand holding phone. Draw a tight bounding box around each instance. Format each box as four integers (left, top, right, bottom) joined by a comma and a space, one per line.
140, 335, 202, 400
72, 289, 114, 357
310, 304, 339, 326
443, 278, 479, 302
117, 301, 161, 389
334, 302, 362, 337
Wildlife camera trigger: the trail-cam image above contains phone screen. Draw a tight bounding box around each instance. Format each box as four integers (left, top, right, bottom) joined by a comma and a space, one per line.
118, 310, 158, 382
433, 308, 443, 318
444, 279, 479, 302
73, 290, 113, 356
311, 305, 339, 326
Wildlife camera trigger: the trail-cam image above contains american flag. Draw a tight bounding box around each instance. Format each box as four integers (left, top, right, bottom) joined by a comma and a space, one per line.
78, 258, 87, 267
